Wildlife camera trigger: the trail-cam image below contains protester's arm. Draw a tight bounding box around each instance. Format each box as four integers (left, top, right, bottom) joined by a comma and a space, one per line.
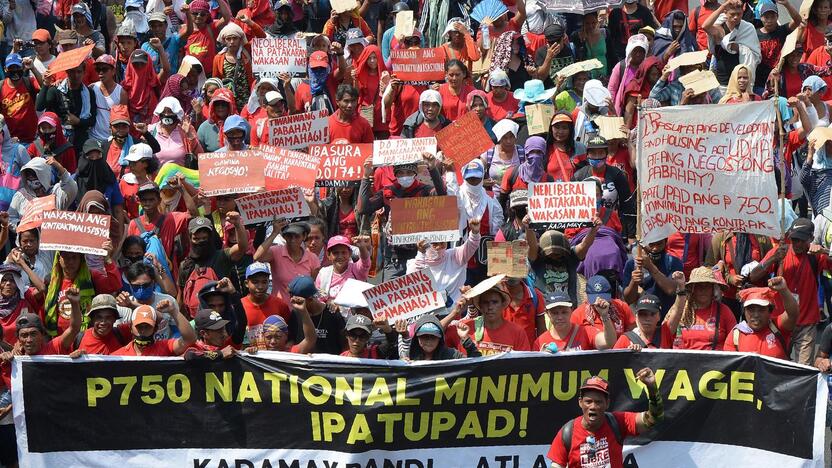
458, 322, 481, 357
291, 298, 318, 353
702, 0, 729, 39
180, 4, 194, 41
663, 271, 687, 332
623, 259, 642, 305
780, 0, 801, 30
453, 220, 482, 265
167, 300, 197, 354
748, 244, 786, 283
592, 299, 617, 350
770, 276, 799, 332
574, 217, 601, 260
357, 157, 384, 214
58, 286, 82, 353
253, 217, 288, 262
226, 211, 248, 262
215, 0, 233, 29
635, 368, 663, 433
644, 255, 680, 296
616, 171, 636, 240
424, 153, 446, 195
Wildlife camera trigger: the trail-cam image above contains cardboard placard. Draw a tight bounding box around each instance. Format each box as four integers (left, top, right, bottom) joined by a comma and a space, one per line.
389, 48, 446, 83
528, 182, 596, 229
808, 127, 832, 146
435, 112, 494, 166
472, 48, 493, 76
17, 194, 56, 232
251, 37, 307, 76
525, 103, 555, 135
486, 241, 529, 278
259, 144, 322, 191
394, 11, 414, 39
800, 0, 813, 19
679, 70, 720, 96
48, 44, 95, 74
372, 137, 436, 166
779, 29, 801, 67
309, 143, 371, 187
595, 116, 627, 140
267, 109, 330, 150
40, 211, 111, 256
198, 151, 266, 197
236, 188, 310, 225
555, 58, 603, 78
331, 0, 358, 14
363, 269, 444, 322
389, 195, 460, 245
666, 50, 709, 72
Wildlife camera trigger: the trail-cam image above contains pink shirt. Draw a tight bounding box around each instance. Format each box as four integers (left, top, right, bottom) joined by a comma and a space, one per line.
268, 244, 321, 303
315, 257, 371, 301
150, 124, 189, 166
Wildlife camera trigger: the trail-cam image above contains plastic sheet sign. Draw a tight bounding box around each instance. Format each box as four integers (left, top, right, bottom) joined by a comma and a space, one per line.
236, 188, 310, 226
309, 143, 371, 187
389, 48, 446, 83
637, 101, 779, 243
372, 137, 436, 166
17, 194, 55, 232
259, 145, 322, 191
252, 36, 307, 76
363, 269, 444, 322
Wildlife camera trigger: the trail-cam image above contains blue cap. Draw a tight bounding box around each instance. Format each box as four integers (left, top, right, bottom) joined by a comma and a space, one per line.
416, 322, 443, 337
545, 293, 573, 309
586, 275, 612, 303
262, 314, 289, 333
245, 262, 270, 279
5, 54, 22, 69
462, 160, 485, 180
288, 276, 318, 299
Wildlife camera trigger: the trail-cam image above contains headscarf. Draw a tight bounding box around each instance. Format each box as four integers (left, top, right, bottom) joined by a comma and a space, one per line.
519, 136, 546, 183
245, 78, 280, 115
614, 34, 649, 113
652, 10, 697, 58
0, 264, 24, 318
157, 74, 193, 116
623, 56, 662, 99
75, 146, 117, 204
33, 112, 72, 160
154, 96, 186, 121
178, 56, 207, 96
208, 89, 237, 147
71, 2, 93, 29
490, 31, 535, 73
308, 60, 334, 113
79, 190, 122, 247
459, 159, 488, 221
466, 90, 489, 109
44, 253, 95, 336
492, 118, 519, 141
803, 75, 827, 95
354, 45, 387, 99
218, 22, 248, 45
122, 51, 161, 119
719, 64, 753, 103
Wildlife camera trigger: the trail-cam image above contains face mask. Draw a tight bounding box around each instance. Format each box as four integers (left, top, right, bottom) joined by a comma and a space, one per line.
397, 176, 415, 188
588, 158, 605, 169
131, 284, 154, 301
648, 251, 663, 262
39, 132, 55, 142
191, 240, 211, 257
26, 179, 43, 191
133, 334, 155, 346
7, 71, 22, 81
161, 117, 176, 126
513, 207, 527, 219
425, 246, 442, 262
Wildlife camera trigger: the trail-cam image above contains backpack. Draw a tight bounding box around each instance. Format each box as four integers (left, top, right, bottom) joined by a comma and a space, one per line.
560, 413, 623, 453
732, 321, 787, 352
625, 327, 662, 349
181, 256, 221, 318
484, 145, 526, 176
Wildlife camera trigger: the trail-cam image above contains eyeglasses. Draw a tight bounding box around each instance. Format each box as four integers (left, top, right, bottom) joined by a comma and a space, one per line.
193, 11, 209, 16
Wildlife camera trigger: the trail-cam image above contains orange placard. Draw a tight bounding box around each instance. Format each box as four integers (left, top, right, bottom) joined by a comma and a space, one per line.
17, 194, 56, 232
40, 211, 111, 256
435, 112, 494, 166
198, 151, 267, 197
389, 48, 446, 83
259, 145, 322, 191
48, 44, 95, 74
389, 195, 460, 245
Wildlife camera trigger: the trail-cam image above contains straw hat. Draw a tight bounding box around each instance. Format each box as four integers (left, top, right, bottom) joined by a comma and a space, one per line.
464, 274, 511, 309
686, 266, 726, 287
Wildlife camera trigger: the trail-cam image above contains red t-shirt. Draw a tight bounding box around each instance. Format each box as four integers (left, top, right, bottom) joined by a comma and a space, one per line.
184, 22, 221, 73
689, 5, 717, 52
293, 80, 340, 113
548, 412, 640, 468
613, 322, 675, 349
487, 92, 519, 121
1, 336, 66, 389
723, 313, 792, 359
503, 287, 546, 344
459, 318, 531, 355
533, 325, 597, 352
388, 84, 424, 136
328, 114, 374, 143
126, 212, 189, 275
807, 47, 832, 100
112, 338, 179, 356
0, 77, 39, 142
674, 302, 736, 350
547, 147, 575, 182
760, 247, 828, 325
665, 232, 706, 278
438, 83, 474, 122
414, 122, 439, 137
77, 325, 131, 355
571, 299, 636, 337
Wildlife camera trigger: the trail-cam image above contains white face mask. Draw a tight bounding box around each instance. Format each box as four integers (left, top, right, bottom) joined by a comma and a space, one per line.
397, 176, 415, 188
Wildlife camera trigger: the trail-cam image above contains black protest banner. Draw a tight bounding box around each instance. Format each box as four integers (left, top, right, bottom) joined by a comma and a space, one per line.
13, 351, 823, 467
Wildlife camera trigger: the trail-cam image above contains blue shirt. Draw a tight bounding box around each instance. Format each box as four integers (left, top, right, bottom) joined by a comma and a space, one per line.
142, 34, 184, 76
623, 253, 683, 316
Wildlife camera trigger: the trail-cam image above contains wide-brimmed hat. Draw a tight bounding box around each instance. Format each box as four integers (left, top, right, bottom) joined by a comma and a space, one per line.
464, 274, 511, 309
513, 79, 556, 103
686, 266, 726, 287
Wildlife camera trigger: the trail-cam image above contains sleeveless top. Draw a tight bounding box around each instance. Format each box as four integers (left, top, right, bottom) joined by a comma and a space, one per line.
90, 82, 123, 140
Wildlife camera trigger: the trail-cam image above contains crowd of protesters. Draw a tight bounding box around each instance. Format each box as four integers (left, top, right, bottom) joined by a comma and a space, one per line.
0, 0, 828, 465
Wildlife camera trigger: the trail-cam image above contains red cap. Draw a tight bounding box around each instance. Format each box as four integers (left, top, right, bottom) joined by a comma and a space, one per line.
32, 29, 51, 42
738, 287, 777, 308
110, 104, 130, 125
309, 51, 329, 69
580, 376, 609, 396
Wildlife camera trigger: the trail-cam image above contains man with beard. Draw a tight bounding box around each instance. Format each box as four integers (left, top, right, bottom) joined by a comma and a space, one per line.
178, 215, 248, 318
623, 235, 684, 317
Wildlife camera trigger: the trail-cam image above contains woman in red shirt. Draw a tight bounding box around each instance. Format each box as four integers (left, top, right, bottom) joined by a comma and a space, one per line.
802, 0, 831, 60
546, 112, 582, 182
438, 59, 475, 122
674, 266, 737, 350
534, 293, 616, 352
353, 45, 388, 139
614, 290, 683, 350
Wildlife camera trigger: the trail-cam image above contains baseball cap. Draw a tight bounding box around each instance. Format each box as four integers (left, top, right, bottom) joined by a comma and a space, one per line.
83, 138, 103, 155
265, 90, 284, 105
635, 294, 661, 314
551, 113, 573, 126
137, 181, 160, 194
543, 22, 565, 43
188, 217, 212, 235
462, 160, 484, 179
4, 54, 22, 69
489, 68, 510, 87
585, 133, 608, 150
539, 230, 569, 256
739, 287, 777, 308
327, 235, 352, 251
545, 293, 573, 310
125, 143, 153, 162
586, 275, 612, 303
148, 11, 168, 23
130, 49, 149, 64
345, 314, 373, 334
580, 375, 610, 395
288, 276, 318, 299
788, 217, 814, 241
110, 104, 131, 125
282, 222, 308, 237
55, 29, 78, 45
16, 313, 45, 333
509, 190, 528, 208
87, 294, 118, 317
415, 322, 443, 337
759, 2, 778, 15
393, 163, 418, 175
245, 262, 270, 279
194, 309, 230, 330
95, 54, 116, 67
32, 29, 51, 43
309, 51, 328, 69
130, 305, 157, 330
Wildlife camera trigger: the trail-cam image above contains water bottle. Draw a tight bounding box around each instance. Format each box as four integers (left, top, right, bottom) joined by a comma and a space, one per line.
481, 24, 490, 50
545, 342, 559, 354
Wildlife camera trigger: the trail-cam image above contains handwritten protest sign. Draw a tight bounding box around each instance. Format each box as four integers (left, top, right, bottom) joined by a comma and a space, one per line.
236, 188, 310, 225
372, 137, 436, 166
528, 182, 596, 229
40, 211, 111, 256
543, 0, 622, 14
596, 116, 627, 140
267, 109, 330, 149
679, 70, 720, 95
389, 48, 445, 83
487, 241, 528, 278
637, 101, 779, 243
555, 59, 603, 78
309, 143, 370, 187
526, 103, 555, 135
48, 44, 95, 74
363, 269, 444, 322
252, 37, 307, 76
198, 151, 266, 196
394, 10, 414, 39
666, 50, 709, 72
435, 112, 493, 165
389, 196, 459, 245
259, 145, 322, 191
17, 194, 56, 232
